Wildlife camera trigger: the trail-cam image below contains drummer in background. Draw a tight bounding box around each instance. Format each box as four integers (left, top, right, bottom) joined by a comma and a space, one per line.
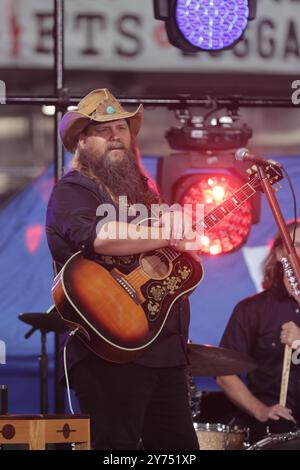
216, 221, 300, 444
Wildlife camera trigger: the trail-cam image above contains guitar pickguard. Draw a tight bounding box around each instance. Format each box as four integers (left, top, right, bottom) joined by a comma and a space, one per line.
142, 255, 195, 323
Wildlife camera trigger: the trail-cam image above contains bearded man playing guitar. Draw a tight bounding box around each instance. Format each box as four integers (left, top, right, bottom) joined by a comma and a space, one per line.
46, 88, 202, 450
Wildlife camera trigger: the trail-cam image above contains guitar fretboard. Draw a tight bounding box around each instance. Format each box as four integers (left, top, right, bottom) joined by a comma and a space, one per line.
198, 182, 256, 232
161, 180, 257, 261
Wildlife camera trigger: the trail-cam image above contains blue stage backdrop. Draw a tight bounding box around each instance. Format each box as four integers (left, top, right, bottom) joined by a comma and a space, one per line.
0, 155, 299, 413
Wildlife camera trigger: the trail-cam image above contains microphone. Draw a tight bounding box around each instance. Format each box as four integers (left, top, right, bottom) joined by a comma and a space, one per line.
235, 148, 282, 168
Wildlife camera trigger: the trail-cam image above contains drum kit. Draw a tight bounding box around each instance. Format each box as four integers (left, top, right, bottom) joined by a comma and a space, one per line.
187, 343, 300, 450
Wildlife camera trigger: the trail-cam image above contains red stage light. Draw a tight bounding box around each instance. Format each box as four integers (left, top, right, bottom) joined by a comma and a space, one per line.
179, 174, 252, 255
25, 224, 43, 254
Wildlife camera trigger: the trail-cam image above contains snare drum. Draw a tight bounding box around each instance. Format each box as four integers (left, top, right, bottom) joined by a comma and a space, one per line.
194, 423, 249, 450
248, 431, 300, 450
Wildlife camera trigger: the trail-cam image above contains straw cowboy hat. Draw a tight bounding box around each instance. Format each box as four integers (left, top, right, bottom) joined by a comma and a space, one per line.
59, 88, 144, 152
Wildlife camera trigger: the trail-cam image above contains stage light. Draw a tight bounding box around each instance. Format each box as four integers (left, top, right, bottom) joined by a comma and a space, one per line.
153, 0, 257, 52
67, 106, 78, 112
157, 148, 261, 256
209, 243, 222, 256
165, 108, 252, 152
179, 173, 252, 255
42, 105, 56, 116
212, 184, 225, 201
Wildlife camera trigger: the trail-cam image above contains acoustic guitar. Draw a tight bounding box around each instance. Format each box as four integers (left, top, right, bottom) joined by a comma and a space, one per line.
52, 165, 282, 363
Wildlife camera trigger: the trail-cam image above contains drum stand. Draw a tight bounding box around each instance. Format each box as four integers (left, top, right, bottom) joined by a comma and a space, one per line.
186, 368, 202, 419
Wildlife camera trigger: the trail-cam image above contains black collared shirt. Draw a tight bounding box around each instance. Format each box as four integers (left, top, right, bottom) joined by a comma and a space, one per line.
46, 170, 190, 373
220, 283, 300, 419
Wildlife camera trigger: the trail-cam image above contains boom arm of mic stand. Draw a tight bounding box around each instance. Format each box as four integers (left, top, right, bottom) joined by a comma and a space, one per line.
257, 165, 300, 282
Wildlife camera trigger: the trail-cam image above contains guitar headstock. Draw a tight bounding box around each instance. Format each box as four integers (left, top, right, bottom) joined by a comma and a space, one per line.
247, 164, 283, 192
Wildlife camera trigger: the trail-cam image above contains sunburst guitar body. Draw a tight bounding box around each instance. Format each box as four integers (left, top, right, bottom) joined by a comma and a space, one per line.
52, 248, 203, 362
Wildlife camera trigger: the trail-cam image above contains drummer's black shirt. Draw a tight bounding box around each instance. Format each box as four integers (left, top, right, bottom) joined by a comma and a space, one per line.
220, 283, 300, 419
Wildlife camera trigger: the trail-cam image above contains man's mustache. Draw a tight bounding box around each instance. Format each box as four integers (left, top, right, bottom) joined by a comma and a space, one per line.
108, 143, 125, 150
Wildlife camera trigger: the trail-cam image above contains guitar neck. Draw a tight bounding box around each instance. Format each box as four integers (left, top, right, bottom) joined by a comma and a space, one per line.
160, 181, 257, 261
198, 181, 256, 233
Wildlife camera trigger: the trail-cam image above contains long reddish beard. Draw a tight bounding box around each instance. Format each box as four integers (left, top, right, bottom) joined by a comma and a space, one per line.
74, 145, 160, 207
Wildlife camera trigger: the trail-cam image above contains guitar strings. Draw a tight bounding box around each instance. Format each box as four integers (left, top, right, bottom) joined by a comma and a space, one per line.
125, 250, 178, 286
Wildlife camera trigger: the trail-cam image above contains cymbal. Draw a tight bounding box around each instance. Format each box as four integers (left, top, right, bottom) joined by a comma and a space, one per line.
187, 343, 257, 376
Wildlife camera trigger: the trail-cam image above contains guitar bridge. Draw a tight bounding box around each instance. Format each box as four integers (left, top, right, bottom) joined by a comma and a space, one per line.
111, 270, 142, 305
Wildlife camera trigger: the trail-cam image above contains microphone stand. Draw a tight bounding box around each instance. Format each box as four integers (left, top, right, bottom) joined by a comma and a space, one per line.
24, 325, 49, 414
257, 165, 300, 408
39, 329, 49, 415
19, 310, 65, 415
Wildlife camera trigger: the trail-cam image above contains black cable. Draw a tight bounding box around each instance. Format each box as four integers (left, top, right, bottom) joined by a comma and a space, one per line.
282, 167, 298, 244
203, 98, 221, 125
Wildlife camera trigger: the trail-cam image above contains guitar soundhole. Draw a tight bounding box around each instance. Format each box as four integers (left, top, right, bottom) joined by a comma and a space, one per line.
140, 251, 171, 280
